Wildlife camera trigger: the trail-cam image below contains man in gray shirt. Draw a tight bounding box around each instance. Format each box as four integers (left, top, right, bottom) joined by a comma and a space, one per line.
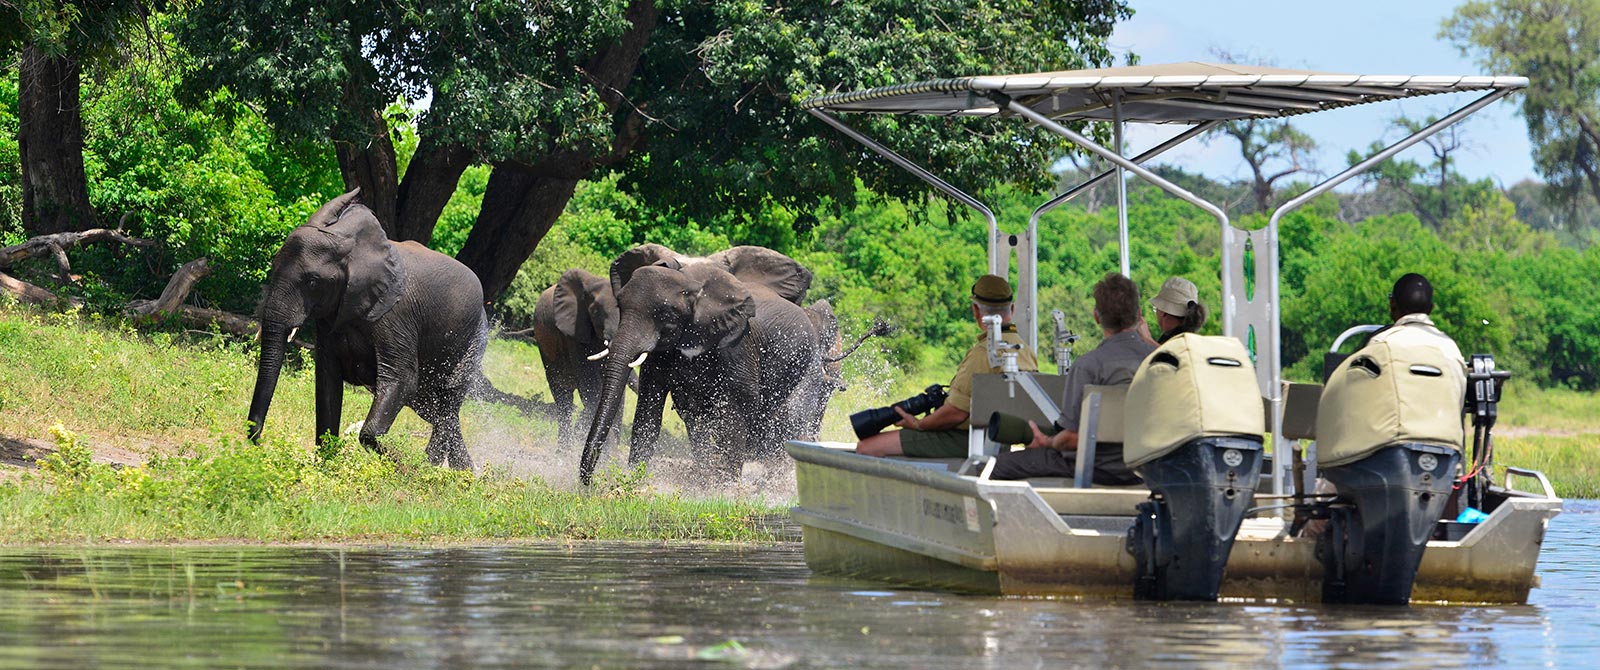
989, 272, 1154, 484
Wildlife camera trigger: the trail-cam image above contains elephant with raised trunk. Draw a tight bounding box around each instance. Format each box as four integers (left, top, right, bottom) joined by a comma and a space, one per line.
246, 189, 485, 470
578, 244, 822, 484
533, 268, 620, 447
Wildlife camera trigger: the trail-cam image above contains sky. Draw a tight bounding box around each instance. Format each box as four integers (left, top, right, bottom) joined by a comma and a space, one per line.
1106, 0, 1539, 187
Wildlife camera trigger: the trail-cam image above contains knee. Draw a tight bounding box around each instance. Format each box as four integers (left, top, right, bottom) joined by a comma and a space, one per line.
855, 432, 900, 457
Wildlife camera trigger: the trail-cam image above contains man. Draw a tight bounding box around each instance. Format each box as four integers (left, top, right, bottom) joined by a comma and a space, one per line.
1367, 272, 1465, 368
855, 274, 1038, 458
989, 272, 1153, 484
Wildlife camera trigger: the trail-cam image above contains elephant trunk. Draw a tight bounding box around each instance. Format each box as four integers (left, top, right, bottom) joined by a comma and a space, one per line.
579, 323, 657, 485
247, 321, 290, 443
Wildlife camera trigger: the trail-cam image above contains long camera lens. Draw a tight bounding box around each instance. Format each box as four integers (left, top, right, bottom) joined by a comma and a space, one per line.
849, 384, 948, 439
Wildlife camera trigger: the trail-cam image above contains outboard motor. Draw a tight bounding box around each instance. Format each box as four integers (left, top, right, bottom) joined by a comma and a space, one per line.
1123, 334, 1264, 601
1315, 340, 1467, 605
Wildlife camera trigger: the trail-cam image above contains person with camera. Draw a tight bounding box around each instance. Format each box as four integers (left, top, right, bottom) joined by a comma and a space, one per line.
854, 274, 1038, 458
988, 272, 1153, 484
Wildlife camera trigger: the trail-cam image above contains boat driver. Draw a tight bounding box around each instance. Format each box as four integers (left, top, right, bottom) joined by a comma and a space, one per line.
1366, 272, 1465, 369
855, 274, 1038, 458
987, 272, 1152, 484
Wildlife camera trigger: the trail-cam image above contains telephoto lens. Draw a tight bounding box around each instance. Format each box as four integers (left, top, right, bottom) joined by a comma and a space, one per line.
849, 384, 949, 439
985, 412, 1038, 446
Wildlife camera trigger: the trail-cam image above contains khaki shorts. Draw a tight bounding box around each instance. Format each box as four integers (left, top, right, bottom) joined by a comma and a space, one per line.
898, 428, 969, 458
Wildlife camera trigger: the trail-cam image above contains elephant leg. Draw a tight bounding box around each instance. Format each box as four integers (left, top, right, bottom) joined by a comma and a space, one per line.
314, 325, 345, 447
543, 353, 578, 447
628, 370, 668, 467
360, 376, 416, 460
419, 400, 472, 472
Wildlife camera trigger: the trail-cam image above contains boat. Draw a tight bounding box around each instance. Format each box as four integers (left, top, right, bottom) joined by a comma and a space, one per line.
787, 62, 1563, 604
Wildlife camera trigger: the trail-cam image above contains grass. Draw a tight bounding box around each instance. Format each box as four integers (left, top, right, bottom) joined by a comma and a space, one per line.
0, 299, 785, 543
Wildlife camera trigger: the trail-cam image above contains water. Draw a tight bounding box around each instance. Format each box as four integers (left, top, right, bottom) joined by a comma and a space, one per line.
1, 502, 1595, 669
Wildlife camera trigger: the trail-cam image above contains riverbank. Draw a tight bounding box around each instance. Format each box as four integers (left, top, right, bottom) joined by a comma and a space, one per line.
0, 301, 788, 543
1, 301, 1595, 544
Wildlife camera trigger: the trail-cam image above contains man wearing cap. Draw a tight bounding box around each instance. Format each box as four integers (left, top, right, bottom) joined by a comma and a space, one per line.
988, 272, 1154, 484
1139, 276, 1209, 345
855, 274, 1038, 458
1367, 272, 1465, 368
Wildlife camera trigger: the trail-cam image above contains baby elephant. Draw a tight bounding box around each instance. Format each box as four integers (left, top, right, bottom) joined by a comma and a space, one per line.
246, 189, 485, 469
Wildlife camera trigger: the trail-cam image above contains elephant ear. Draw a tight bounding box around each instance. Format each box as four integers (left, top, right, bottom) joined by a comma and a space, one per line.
325, 204, 406, 325
307, 187, 363, 227
687, 265, 755, 350
552, 269, 598, 341
806, 298, 839, 346
583, 272, 619, 342
611, 244, 684, 298
707, 246, 813, 305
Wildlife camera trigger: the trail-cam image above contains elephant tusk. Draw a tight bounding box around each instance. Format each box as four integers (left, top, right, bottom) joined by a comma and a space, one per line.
286, 326, 299, 343
586, 348, 611, 361
627, 351, 649, 368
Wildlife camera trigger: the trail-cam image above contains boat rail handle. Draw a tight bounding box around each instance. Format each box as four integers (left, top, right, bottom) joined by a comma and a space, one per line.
1329, 325, 1384, 352
1502, 466, 1557, 500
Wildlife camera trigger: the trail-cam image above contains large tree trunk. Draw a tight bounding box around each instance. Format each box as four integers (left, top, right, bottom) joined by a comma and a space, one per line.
455, 0, 661, 303
456, 165, 580, 302
333, 109, 401, 236
17, 46, 97, 236
393, 135, 474, 244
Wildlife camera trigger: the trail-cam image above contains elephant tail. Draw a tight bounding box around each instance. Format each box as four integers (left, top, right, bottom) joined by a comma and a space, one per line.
823, 320, 894, 364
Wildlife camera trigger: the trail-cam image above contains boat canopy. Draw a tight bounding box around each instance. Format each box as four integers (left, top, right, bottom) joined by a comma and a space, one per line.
803, 62, 1525, 498
800, 61, 1527, 120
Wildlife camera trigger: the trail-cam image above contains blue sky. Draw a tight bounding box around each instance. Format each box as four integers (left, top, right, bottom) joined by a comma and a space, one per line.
1108, 1, 1539, 186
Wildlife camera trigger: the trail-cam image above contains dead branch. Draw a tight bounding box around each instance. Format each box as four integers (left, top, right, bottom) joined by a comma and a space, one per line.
126, 257, 212, 318
0, 228, 157, 273
497, 326, 537, 342
1, 271, 85, 308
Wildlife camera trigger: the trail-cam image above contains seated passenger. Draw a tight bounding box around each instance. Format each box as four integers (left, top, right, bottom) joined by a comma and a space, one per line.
1139, 276, 1208, 345
988, 272, 1153, 484
1367, 272, 1464, 369
855, 274, 1038, 458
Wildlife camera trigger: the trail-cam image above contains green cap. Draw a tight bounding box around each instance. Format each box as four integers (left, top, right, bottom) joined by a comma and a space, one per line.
972, 274, 1013, 305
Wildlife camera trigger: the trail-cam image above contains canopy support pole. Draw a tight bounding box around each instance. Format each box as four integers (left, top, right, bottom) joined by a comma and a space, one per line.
1025, 121, 1221, 351
1113, 94, 1130, 278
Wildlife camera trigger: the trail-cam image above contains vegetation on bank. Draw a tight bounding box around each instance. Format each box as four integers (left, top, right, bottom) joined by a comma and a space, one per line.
0, 299, 786, 544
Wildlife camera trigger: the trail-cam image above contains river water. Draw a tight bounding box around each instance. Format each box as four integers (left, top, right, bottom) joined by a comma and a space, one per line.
0, 500, 1595, 669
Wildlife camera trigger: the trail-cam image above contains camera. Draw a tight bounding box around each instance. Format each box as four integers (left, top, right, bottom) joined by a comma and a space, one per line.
849, 384, 949, 439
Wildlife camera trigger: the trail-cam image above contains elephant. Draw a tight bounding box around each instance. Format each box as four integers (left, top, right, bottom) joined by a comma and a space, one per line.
786, 299, 894, 440
246, 188, 485, 470
578, 244, 824, 484
532, 268, 620, 447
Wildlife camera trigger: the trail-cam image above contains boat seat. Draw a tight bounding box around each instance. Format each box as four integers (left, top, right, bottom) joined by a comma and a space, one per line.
967, 373, 1067, 459
1074, 384, 1128, 488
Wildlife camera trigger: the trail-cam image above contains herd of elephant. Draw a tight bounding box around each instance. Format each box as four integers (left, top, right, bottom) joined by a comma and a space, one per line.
245, 190, 877, 484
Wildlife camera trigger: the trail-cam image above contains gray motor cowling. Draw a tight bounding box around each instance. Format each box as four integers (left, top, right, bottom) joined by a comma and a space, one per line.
1124, 334, 1265, 601
1315, 340, 1467, 605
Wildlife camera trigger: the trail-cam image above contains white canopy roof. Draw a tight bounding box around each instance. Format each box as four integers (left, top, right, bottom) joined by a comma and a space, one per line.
800, 62, 1528, 123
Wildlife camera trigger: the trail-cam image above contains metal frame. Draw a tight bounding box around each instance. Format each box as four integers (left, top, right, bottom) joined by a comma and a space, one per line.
810, 69, 1520, 496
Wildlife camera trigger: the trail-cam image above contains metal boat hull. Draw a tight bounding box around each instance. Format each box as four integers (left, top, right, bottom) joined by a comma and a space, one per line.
789, 441, 1561, 603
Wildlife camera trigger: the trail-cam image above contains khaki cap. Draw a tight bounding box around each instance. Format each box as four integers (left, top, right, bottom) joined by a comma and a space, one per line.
1150, 276, 1199, 316
972, 274, 1014, 305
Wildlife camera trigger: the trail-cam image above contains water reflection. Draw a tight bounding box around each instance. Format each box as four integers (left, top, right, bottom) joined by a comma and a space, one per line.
0, 501, 1593, 669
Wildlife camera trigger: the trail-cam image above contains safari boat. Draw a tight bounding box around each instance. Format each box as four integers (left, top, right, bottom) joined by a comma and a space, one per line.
787, 63, 1563, 604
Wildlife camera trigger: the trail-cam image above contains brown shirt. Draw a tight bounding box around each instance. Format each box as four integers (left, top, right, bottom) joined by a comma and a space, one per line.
945, 324, 1039, 429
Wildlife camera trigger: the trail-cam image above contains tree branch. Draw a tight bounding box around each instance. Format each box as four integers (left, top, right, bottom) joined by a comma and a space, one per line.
0, 228, 157, 272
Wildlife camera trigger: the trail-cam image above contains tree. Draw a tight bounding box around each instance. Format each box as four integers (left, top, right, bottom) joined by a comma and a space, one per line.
176, 0, 1132, 301
1344, 114, 1496, 229
1443, 0, 1600, 208
1, 1, 167, 236
1210, 118, 1316, 213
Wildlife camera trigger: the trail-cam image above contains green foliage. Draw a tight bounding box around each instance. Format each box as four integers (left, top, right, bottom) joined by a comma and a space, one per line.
0, 73, 21, 242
